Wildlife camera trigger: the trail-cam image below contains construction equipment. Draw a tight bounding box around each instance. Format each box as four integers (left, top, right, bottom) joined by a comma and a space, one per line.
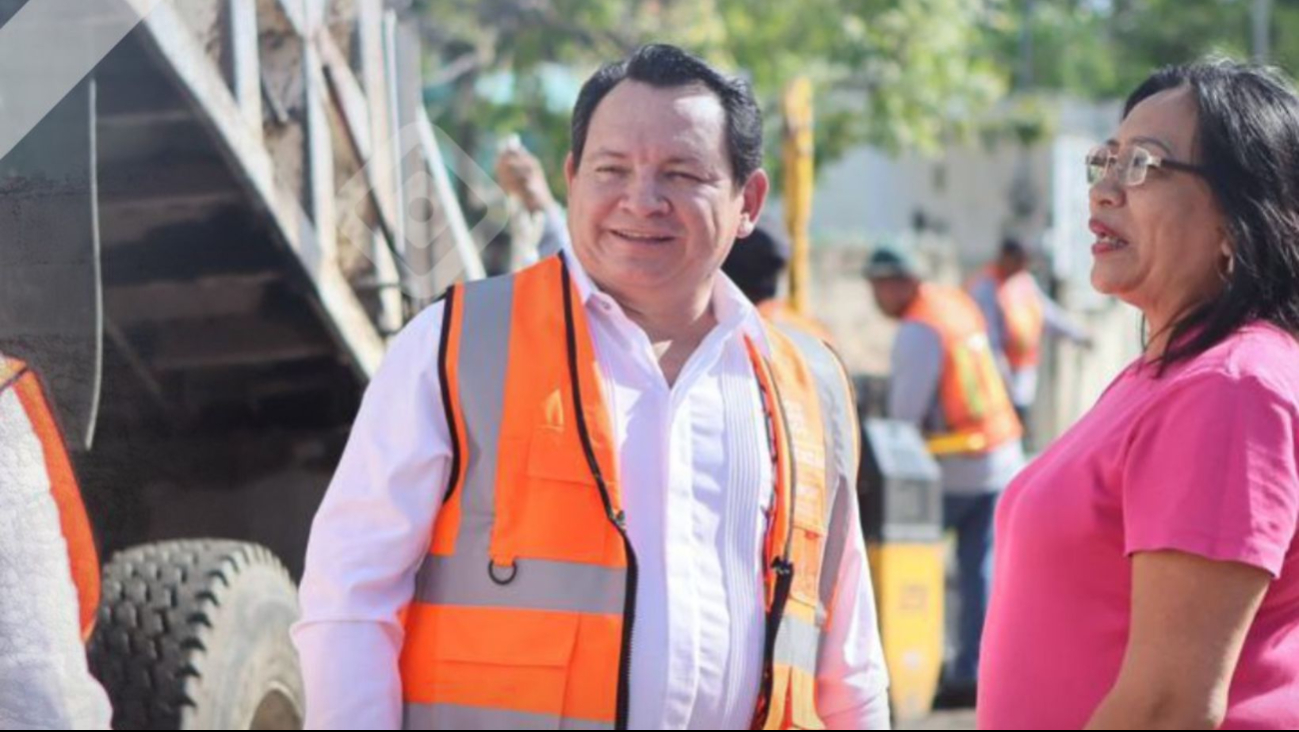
859, 418, 946, 723
0, 0, 486, 728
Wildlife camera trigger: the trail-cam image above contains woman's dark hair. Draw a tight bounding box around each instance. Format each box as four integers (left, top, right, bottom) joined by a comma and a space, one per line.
1124, 58, 1299, 373
569, 44, 763, 186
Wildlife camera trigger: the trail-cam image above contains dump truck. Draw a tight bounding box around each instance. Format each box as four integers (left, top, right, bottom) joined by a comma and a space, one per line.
0, 0, 488, 727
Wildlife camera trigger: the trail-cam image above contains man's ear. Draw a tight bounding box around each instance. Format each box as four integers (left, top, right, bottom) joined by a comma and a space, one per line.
736, 169, 770, 238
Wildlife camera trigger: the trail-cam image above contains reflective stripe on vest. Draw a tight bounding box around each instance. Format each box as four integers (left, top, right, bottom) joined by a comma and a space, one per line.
903, 284, 1022, 456
0, 356, 100, 640
399, 256, 859, 730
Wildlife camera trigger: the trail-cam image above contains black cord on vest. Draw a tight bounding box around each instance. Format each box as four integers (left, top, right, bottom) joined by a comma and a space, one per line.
560, 255, 638, 731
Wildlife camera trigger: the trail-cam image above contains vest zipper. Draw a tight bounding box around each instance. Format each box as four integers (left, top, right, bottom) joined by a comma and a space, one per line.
561, 257, 638, 730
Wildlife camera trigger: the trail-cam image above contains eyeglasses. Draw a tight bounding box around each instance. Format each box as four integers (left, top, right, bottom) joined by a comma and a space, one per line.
1085, 144, 1206, 188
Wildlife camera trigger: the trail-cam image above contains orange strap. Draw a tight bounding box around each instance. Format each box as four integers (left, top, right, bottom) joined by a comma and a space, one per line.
5, 363, 100, 640
744, 336, 795, 602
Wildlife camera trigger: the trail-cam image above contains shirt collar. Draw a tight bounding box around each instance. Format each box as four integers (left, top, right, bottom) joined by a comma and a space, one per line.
559, 244, 772, 357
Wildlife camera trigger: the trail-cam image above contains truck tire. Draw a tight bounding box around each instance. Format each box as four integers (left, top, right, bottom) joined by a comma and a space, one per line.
88, 540, 304, 730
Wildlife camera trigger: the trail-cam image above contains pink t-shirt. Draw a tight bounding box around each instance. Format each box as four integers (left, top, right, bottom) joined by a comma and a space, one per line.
978, 322, 1299, 730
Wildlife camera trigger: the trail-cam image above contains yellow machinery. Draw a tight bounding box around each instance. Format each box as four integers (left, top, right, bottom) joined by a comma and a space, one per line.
860, 418, 946, 722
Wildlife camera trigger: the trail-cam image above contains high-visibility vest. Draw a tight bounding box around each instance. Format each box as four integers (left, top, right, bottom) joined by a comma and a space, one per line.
903, 284, 1022, 457
987, 268, 1046, 372
398, 255, 862, 730
0, 355, 100, 640
757, 299, 837, 345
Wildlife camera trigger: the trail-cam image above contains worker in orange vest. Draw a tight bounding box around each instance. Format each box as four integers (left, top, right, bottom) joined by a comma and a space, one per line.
295, 44, 891, 730
0, 352, 111, 728
967, 237, 1092, 441
723, 223, 837, 344
865, 246, 1025, 709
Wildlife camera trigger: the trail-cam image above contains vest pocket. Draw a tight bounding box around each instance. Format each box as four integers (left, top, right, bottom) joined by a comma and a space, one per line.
525, 424, 602, 484
512, 425, 619, 564
418, 606, 580, 727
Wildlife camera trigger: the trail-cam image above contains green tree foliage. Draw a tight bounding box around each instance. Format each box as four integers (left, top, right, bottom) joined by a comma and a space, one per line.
416, 0, 1299, 192
417, 0, 1008, 194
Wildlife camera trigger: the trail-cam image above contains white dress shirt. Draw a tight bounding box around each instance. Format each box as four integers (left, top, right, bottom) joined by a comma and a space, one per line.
293, 249, 891, 730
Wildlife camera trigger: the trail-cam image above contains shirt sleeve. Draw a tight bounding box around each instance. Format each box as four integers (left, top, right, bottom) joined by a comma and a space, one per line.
291, 302, 453, 729
1036, 281, 1090, 344
1122, 372, 1299, 578
816, 482, 892, 730
887, 322, 944, 430
0, 389, 113, 730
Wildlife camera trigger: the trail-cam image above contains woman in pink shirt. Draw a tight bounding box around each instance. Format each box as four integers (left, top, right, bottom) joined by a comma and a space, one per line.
979, 60, 1299, 729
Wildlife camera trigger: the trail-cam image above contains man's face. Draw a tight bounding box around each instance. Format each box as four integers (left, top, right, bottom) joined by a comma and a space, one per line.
999, 251, 1029, 276
869, 276, 919, 319
564, 81, 768, 306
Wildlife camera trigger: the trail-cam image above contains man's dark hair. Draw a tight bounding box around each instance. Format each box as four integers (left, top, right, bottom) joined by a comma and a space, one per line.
570, 44, 764, 185
1000, 237, 1028, 260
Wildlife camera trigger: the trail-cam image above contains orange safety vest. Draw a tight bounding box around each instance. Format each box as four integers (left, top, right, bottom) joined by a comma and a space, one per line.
398, 255, 862, 730
987, 267, 1046, 372
757, 299, 836, 345
0, 355, 100, 640
903, 284, 1022, 457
